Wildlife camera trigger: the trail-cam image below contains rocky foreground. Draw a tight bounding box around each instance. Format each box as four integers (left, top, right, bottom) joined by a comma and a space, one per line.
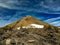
0, 28, 60, 45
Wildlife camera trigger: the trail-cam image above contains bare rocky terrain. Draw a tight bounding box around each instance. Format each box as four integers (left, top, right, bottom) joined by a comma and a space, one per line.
0, 16, 60, 45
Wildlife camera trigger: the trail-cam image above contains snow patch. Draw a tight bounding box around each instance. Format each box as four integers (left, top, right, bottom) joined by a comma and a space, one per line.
17, 27, 21, 30
30, 24, 44, 28
22, 24, 44, 28
22, 26, 27, 28
17, 24, 44, 29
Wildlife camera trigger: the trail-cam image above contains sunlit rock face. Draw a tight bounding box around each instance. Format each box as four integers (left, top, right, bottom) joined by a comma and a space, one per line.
6, 39, 11, 45
58, 26, 60, 28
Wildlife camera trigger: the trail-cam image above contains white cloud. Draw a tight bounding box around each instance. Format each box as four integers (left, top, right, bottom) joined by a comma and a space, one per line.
0, 0, 60, 14
50, 21, 60, 24
52, 22, 60, 26
0, 20, 7, 27
45, 17, 60, 26
45, 17, 60, 23
54, 23, 60, 26
0, 3, 9, 8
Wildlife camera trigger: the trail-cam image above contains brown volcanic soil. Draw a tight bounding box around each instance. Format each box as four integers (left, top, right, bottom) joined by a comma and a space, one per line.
0, 16, 60, 45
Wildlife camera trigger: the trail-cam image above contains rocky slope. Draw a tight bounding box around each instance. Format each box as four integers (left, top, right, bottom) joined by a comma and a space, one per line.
4, 16, 57, 30
0, 16, 60, 45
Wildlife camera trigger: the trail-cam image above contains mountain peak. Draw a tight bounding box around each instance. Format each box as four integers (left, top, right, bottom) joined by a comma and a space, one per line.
7, 15, 51, 28
24, 15, 33, 19
25, 15, 32, 18
3, 15, 57, 30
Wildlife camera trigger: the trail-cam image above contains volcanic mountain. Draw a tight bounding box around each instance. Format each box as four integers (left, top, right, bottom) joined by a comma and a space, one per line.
3, 16, 57, 30
0, 16, 60, 45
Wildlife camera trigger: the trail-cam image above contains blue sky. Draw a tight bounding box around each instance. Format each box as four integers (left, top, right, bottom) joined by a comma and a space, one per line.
0, 0, 60, 27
